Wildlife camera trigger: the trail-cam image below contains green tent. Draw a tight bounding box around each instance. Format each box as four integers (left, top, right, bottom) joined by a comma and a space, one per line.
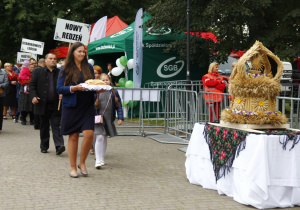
87, 14, 207, 86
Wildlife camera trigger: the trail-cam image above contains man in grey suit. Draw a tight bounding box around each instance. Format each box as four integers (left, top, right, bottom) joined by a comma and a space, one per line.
30, 53, 65, 154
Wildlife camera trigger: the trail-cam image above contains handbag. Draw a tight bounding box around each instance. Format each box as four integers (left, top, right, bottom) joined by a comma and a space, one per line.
95, 93, 112, 124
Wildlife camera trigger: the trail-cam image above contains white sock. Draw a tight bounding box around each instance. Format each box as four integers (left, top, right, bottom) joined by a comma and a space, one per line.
95, 135, 108, 162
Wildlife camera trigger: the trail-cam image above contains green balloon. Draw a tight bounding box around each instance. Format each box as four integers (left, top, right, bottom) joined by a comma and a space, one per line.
118, 78, 126, 87
125, 80, 133, 88
128, 100, 138, 108
120, 56, 128, 66
285, 103, 291, 112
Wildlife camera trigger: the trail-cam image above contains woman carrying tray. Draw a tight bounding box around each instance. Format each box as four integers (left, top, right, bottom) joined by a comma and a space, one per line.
57, 42, 97, 178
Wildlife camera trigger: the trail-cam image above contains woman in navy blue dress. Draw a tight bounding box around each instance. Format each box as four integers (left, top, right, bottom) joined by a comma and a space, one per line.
57, 42, 96, 178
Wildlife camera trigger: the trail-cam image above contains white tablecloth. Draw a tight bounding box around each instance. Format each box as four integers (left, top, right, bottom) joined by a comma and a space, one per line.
185, 123, 300, 209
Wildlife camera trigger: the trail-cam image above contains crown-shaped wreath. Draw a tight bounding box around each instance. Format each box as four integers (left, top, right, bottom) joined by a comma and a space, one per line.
221, 41, 288, 126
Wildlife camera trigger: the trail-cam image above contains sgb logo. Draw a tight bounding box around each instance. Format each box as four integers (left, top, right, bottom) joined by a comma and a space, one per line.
157, 57, 184, 78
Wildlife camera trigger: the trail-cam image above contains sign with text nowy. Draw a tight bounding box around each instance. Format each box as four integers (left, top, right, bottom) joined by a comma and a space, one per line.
17, 52, 37, 64
54, 18, 91, 45
21, 38, 44, 55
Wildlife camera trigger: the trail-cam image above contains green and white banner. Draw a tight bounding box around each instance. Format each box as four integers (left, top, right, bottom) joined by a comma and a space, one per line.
133, 8, 143, 88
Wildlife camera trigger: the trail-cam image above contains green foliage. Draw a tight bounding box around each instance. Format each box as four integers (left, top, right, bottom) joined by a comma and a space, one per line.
0, 0, 156, 63
145, 0, 300, 65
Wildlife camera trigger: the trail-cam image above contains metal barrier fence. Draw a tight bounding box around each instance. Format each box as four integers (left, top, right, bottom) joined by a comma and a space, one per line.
165, 87, 199, 140
144, 80, 204, 92
276, 96, 300, 129
115, 81, 300, 142
116, 87, 166, 136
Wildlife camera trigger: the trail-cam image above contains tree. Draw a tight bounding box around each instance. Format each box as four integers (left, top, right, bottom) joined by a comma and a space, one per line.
145, 0, 300, 65
0, 0, 156, 63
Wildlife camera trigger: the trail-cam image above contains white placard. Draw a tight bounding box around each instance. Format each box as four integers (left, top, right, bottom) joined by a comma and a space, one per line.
17, 52, 37, 64
20, 38, 44, 55
118, 89, 161, 102
54, 18, 91, 45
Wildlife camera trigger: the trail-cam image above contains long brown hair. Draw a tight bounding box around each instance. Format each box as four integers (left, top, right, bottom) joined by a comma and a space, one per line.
95, 73, 121, 109
62, 42, 93, 85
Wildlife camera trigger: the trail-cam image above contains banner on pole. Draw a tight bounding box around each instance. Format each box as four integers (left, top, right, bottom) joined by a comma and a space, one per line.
20, 38, 44, 55
133, 8, 143, 88
90, 16, 107, 43
54, 18, 91, 45
17, 52, 37, 64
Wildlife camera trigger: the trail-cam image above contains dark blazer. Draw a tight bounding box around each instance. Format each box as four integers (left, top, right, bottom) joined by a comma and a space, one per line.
29, 66, 61, 115
56, 64, 96, 108
13, 65, 20, 74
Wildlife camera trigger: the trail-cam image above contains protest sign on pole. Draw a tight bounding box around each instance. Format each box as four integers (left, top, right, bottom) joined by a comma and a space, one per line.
54, 18, 91, 45
133, 8, 143, 88
17, 52, 37, 64
20, 38, 44, 55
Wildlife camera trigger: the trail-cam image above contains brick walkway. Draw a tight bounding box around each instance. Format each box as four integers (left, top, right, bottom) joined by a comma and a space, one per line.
0, 118, 298, 210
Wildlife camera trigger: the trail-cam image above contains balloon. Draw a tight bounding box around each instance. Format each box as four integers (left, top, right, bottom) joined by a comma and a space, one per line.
88, 59, 94, 66
125, 80, 133, 88
128, 100, 138, 108
121, 101, 128, 106
116, 58, 122, 67
118, 78, 126, 87
285, 103, 291, 112
111, 67, 123, 76
120, 56, 128, 66
127, 59, 134, 69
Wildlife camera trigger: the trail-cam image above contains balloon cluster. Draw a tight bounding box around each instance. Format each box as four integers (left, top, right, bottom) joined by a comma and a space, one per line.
111, 56, 134, 76
88, 57, 137, 108
118, 77, 137, 108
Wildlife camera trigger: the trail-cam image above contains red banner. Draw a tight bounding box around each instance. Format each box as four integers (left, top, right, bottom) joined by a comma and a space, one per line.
49, 45, 87, 58
49, 46, 69, 58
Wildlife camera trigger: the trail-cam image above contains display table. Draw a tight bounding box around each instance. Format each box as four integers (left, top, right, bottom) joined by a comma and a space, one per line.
185, 123, 300, 209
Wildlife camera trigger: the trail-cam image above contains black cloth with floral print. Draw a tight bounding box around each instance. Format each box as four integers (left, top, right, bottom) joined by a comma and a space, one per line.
203, 123, 300, 182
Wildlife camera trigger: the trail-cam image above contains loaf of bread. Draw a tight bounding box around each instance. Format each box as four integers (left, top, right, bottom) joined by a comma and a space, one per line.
85, 79, 106, 85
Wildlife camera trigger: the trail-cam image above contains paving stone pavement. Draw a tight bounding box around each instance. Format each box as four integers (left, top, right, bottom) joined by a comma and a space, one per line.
0, 118, 299, 210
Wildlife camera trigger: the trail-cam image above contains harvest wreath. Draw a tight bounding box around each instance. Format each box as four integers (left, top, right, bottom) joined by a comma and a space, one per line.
221, 41, 288, 126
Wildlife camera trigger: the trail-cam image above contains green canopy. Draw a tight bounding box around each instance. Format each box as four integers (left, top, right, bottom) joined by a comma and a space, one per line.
87, 13, 207, 86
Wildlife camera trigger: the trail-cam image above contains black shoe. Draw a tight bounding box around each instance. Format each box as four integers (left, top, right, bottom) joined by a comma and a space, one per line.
56, 146, 65, 155
34, 126, 40, 130
41, 149, 48, 153
21, 121, 26, 125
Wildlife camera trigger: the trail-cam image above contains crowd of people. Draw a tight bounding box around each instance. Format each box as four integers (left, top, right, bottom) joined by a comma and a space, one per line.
1, 41, 235, 177
0, 42, 124, 178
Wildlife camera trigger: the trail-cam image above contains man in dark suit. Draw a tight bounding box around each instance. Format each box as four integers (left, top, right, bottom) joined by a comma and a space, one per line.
31, 58, 46, 130
30, 53, 65, 155
13, 62, 21, 74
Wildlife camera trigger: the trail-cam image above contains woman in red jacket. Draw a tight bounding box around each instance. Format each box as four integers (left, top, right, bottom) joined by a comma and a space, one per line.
202, 62, 226, 122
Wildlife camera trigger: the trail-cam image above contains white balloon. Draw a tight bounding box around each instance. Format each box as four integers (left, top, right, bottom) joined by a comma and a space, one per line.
116, 58, 122, 67
111, 67, 123, 76
127, 59, 134, 69
88, 59, 94, 66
